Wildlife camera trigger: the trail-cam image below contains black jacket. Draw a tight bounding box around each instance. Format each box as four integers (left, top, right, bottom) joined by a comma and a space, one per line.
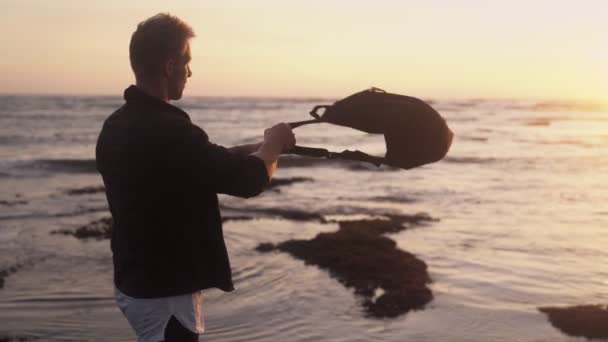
96, 86, 269, 298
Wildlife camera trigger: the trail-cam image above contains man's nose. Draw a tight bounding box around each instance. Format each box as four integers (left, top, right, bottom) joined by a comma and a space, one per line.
187, 66, 192, 78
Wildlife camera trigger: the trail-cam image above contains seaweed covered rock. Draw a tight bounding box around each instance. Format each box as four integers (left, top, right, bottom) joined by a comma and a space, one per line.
222, 215, 256, 223
0, 199, 28, 206
64, 185, 105, 195
266, 177, 313, 191
539, 304, 608, 339
255, 242, 276, 253
257, 213, 436, 318
0, 263, 24, 289
0, 336, 37, 342
52, 217, 113, 240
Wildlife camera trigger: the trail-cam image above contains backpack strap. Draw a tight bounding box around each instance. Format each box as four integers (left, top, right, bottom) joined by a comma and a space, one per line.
309, 105, 331, 119
288, 119, 320, 128
288, 104, 332, 128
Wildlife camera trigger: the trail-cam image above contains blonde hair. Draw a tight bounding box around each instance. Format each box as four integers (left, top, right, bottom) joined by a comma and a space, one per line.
129, 13, 195, 80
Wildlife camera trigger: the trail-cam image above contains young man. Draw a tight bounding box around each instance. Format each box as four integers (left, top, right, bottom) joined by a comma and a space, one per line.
96, 13, 295, 342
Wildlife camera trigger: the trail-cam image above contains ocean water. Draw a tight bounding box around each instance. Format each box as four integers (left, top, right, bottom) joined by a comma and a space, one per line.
0, 93, 607, 342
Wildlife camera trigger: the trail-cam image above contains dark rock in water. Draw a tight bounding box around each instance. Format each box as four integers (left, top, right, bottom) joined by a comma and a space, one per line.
0, 336, 37, 342
222, 215, 256, 223
368, 195, 417, 204
64, 185, 105, 195
256, 214, 436, 318
539, 304, 608, 339
52, 217, 113, 240
345, 162, 399, 172
278, 155, 336, 168
327, 213, 437, 233
37, 159, 98, 174
0, 263, 24, 289
443, 156, 498, 165
0, 199, 28, 206
259, 207, 326, 222
255, 243, 276, 252
266, 177, 314, 191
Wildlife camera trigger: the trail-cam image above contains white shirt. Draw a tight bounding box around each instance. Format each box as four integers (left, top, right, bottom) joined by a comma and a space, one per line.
114, 286, 205, 342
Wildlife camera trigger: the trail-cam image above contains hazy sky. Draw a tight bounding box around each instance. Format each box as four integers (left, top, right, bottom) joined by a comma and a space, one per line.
1, 0, 606, 101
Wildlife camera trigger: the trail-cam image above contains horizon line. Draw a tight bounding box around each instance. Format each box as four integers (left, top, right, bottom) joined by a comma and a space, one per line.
0, 91, 604, 105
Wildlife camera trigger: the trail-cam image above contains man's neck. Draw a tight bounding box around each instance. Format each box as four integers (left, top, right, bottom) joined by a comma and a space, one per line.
135, 80, 169, 103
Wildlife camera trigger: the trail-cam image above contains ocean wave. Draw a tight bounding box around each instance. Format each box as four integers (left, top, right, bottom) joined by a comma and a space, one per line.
526, 118, 552, 126
220, 204, 326, 222
318, 205, 422, 218
545, 139, 593, 148
443, 156, 499, 164
433, 99, 604, 113
368, 195, 418, 203
335, 194, 418, 204
0, 158, 98, 177
514, 138, 595, 148
0, 205, 108, 221
29, 159, 98, 173
510, 115, 608, 127
458, 135, 489, 142
506, 101, 604, 112
279, 155, 396, 171
0, 155, 393, 178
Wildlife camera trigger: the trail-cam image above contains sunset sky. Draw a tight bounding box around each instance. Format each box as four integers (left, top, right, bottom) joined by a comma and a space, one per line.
1, 0, 606, 102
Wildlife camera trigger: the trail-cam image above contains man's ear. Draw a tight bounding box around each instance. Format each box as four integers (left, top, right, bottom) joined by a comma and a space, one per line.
164, 59, 175, 77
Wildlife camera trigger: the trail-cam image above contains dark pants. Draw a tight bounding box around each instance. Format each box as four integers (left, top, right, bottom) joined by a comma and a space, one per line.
162, 315, 199, 342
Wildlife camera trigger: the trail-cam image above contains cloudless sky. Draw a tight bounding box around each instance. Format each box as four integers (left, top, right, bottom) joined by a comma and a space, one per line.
1, 0, 606, 101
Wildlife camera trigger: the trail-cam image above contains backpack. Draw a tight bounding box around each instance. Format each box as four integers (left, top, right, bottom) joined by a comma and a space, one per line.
287, 87, 453, 169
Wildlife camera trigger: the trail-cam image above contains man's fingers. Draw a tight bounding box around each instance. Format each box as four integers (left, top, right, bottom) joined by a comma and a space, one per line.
264, 123, 296, 151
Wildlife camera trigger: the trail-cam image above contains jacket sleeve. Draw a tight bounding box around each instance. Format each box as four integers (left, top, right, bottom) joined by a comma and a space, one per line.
181, 122, 270, 198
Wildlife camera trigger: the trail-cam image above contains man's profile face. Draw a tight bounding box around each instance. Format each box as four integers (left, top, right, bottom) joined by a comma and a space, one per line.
167, 41, 192, 101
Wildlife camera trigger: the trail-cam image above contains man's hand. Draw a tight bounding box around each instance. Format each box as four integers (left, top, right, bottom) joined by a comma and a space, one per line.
251, 123, 296, 179
263, 123, 296, 153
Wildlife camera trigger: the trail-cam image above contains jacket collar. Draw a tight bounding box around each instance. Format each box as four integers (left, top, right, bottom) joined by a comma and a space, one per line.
123, 85, 190, 121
